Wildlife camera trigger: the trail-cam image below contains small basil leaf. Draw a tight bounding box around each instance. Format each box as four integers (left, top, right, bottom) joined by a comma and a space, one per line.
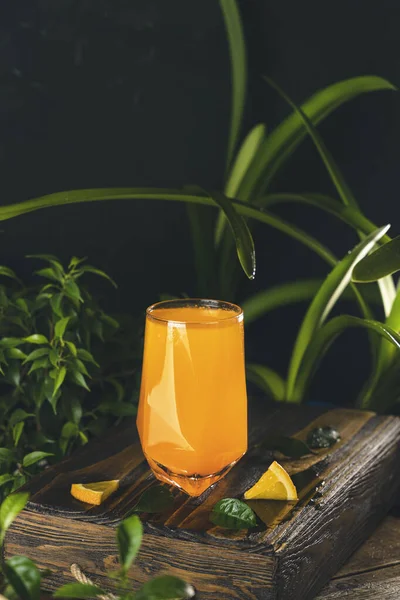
306, 426, 341, 449
134, 485, 174, 513
210, 498, 257, 530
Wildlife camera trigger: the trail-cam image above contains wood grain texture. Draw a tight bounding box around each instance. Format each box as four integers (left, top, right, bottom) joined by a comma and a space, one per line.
4, 401, 400, 600
317, 514, 400, 598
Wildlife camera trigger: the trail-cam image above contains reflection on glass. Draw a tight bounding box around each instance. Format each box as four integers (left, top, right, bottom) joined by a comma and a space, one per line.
137, 299, 248, 496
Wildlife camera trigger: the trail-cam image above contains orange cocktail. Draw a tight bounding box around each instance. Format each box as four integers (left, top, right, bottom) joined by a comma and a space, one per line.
137, 299, 247, 496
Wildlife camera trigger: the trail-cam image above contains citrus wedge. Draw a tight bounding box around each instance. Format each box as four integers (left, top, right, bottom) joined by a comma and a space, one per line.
244, 461, 298, 501
70, 480, 119, 505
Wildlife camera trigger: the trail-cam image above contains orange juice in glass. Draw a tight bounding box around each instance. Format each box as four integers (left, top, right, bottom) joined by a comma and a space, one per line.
137, 299, 247, 496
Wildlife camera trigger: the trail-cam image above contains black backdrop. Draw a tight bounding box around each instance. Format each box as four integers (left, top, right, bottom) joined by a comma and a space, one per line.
1, 0, 400, 403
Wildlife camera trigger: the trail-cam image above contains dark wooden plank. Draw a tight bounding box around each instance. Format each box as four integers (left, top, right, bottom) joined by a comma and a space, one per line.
4, 403, 400, 600
317, 513, 400, 598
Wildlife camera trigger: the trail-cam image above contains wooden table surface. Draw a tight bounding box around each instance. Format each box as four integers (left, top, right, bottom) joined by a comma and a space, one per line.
317, 506, 400, 599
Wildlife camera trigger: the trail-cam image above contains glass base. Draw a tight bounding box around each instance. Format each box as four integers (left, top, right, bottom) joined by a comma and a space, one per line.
145, 453, 244, 496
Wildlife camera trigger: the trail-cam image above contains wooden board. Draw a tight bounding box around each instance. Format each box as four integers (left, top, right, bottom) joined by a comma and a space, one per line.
4, 401, 400, 600
317, 510, 400, 598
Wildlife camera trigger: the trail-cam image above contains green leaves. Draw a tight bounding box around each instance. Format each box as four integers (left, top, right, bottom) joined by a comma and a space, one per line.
353, 235, 400, 282
4, 556, 41, 600
246, 364, 285, 402
117, 514, 143, 575
77, 266, 117, 288
23, 451, 54, 468
209, 191, 255, 279
53, 366, 67, 399
24, 334, 49, 345
219, 0, 247, 170
55, 317, 70, 339
286, 225, 390, 401
209, 498, 257, 530
0, 492, 29, 543
134, 576, 195, 600
54, 584, 105, 599
134, 485, 174, 514
237, 75, 395, 199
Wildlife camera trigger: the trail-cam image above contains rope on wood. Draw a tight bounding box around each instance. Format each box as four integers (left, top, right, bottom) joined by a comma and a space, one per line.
70, 563, 118, 600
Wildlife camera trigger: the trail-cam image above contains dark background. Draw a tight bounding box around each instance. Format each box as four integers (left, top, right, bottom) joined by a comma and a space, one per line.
0, 0, 399, 403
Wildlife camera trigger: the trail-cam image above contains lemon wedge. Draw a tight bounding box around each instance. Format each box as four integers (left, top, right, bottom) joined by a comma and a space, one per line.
70, 480, 119, 505
244, 461, 298, 501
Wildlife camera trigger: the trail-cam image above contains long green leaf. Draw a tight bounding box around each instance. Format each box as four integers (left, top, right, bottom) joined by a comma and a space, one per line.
219, 0, 247, 169
216, 124, 266, 245
264, 77, 396, 318
186, 204, 217, 296
0, 187, 369, 317
237, 76, 396, 200
209, 191, 255, 279
353, 236, 400, 282
258, 193, 392, 243
293, 315, 400, 403
246, 363, 285, 401
243, 279, 381, 325
286, 225, 390, 401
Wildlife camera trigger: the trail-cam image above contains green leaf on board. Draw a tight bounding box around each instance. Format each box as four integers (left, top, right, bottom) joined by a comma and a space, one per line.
133, 485, 174, 514
117, 514, 143, 574
4, 556, 41, 600
54, 584, 105, 599
22, 451, 54, 468
219, 0, 247, 169
24, 334, 49, 345
134, 575, 195, 600
258, 436, 312, 458
286, 225, 390, 401
12, 422, 24, 446
306, 427, 341, 449
210, 498, 257, 530
246, 363, 285, 402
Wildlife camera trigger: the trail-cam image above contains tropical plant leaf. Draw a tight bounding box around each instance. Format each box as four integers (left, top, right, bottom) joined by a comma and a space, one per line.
286, 225, 390, 401
208, 191, 255, 279
216, 123, 266, 245
243, 280, 322, 325
246, 363, 285, 402
264, 77, 396, 318
237, 76, 396, 200
186, 204, 217, 297
293, 316, 400, 403
219, 0, 247, 169
353, 235, 400, 282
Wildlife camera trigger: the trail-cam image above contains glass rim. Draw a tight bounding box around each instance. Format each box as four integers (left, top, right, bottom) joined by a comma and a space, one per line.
146, 298, 243, 325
